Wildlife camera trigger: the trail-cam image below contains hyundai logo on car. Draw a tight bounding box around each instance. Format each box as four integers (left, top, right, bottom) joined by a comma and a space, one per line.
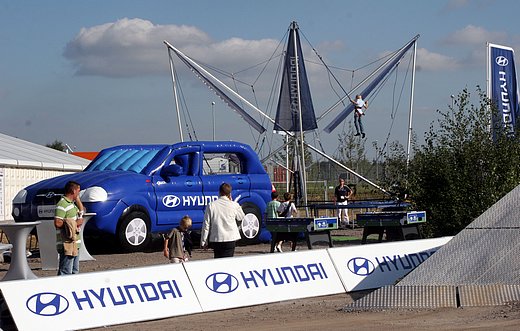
162, 195, 181, 208
205, 272, 239, 294
26, 292, 69, 316
347, 257, 375, 276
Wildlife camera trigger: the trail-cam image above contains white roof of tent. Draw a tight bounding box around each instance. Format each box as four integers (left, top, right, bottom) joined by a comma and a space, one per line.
0, 132, 90, 171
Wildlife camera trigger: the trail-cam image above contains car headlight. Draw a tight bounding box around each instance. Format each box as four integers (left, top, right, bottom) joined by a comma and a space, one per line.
80, 186, 108, 202
12, 189, 27, 204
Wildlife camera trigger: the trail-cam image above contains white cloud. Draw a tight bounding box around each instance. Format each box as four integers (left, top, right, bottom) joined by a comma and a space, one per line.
416, 48, 459, 71
64, 18, 279, 78
443, 25, 507, 46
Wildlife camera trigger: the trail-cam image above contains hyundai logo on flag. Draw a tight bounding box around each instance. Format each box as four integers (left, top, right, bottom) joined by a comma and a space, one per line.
347, 257, 375, 276
205, 272, 239, 294
26, 292, 69, 316
162, 195, 180, 208
496, 56, 509, 66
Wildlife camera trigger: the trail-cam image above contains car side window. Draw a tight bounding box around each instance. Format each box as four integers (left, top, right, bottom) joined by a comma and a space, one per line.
170, 153, 194, 175
202, 153, 242, 175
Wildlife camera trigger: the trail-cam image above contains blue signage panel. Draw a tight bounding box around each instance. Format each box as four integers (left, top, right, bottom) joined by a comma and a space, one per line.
489, 44, 519, 136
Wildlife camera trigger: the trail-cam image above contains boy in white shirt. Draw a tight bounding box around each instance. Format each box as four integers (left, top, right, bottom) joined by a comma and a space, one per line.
350, 94, 368, 138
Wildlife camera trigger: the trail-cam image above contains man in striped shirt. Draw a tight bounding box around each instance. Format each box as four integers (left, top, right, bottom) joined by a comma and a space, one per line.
54, 180, 84, 275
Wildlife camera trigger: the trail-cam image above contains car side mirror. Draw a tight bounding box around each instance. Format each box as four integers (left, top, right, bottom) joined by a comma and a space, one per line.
162, 164, 183, 177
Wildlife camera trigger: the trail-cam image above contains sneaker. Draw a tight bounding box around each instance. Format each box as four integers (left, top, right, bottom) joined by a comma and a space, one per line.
354, 133, 360, 136
275, 244, 283, 253
362, 133, 366, 138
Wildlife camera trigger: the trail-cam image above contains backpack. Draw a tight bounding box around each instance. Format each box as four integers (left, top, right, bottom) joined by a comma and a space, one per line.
278, 203, 292, 217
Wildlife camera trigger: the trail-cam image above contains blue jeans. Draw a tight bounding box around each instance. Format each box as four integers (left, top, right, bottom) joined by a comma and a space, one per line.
58, 253, 79, 275
354, 114, 364, 134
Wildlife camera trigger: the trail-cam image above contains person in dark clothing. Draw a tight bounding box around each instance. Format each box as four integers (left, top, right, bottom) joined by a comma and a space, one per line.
334, 177, 352, 227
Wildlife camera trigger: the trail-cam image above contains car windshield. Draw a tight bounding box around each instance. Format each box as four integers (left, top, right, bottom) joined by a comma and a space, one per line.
86, 148, 162, 173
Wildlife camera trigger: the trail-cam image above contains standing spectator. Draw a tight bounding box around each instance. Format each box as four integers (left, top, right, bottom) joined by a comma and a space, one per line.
266, 191, 281, 219
163, 215, 192, 263
275, 192, 298, 252
277, 192, 297, 218
201, 183, 245, 258
54, 180, 84, 275
334, 177, 352, 228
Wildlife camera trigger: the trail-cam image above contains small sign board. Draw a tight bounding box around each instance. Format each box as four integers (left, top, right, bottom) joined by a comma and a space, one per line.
407, 211, 426, 224
313, 217, 338, 231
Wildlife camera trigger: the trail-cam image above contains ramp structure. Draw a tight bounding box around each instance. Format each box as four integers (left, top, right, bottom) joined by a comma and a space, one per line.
346, 184, 520, 309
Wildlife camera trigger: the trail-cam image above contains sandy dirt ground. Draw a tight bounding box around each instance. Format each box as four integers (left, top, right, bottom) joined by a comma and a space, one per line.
1, 228, 519, 330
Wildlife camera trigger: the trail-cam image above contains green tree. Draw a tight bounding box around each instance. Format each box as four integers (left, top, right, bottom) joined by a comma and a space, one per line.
378, 140, 409, 199
407, 87, 520, 237
46, 140, 67, 152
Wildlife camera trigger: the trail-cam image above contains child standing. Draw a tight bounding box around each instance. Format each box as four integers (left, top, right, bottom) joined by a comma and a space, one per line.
275, 192, 298, 252
163, 215, 192, 263
266, 191, 281, 219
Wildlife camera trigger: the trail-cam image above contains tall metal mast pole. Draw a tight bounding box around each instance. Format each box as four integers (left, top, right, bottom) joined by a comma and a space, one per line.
167, 47, 184, 142
292, 22, 309, 212
406, 39, 417, 166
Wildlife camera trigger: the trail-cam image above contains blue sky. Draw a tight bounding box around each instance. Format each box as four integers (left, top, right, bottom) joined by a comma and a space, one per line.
1, 0, 519, 160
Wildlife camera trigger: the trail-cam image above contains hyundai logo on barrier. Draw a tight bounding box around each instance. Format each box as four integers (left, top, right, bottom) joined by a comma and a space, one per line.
496, 56, 509, 67
347, 257, 375, 276
205, 272, 239, 294
26, 292, 69, 316
162, 195, 180, 208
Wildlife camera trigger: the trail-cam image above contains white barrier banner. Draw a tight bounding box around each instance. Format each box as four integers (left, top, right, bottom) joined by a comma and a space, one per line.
185, 249, 345, 312
327, 237, 453, 292
0, 264, 201, 330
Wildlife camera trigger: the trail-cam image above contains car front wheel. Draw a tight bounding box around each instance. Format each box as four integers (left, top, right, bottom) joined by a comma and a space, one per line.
117, 211, 151, 252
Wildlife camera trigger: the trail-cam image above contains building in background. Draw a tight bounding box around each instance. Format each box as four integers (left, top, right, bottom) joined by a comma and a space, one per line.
0, 132, 89, 220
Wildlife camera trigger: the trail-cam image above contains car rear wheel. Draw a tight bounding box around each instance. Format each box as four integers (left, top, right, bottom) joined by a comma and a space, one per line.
117, 211, 151, 252
239, 203, 262, 245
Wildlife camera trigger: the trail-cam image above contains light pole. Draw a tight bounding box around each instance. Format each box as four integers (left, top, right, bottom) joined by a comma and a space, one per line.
211, 101, 216, 141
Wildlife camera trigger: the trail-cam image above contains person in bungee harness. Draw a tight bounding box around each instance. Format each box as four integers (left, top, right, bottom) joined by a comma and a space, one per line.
350, 94, 368, 138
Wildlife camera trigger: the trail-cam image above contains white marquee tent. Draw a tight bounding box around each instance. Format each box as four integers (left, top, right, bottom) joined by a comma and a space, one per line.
0, 132, 90, 220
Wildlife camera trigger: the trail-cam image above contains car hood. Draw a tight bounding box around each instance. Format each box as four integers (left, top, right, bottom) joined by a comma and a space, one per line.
23, 170, 150, 201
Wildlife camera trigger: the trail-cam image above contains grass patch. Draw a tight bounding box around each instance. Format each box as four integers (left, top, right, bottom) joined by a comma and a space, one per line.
332, 236, 360, 242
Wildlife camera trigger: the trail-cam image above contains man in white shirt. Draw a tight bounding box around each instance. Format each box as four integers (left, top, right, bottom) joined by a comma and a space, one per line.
201, 183, 245, 258
350, 94, 368, 138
